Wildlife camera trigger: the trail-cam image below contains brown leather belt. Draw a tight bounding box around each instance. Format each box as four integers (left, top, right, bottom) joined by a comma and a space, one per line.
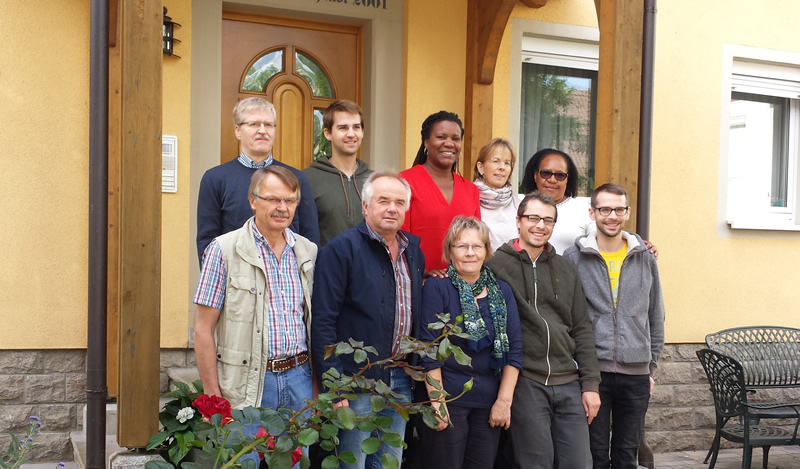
265, 352, 308, 373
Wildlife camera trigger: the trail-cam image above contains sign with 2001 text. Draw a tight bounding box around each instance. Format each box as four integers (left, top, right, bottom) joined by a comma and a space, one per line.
316, 0, 388, 9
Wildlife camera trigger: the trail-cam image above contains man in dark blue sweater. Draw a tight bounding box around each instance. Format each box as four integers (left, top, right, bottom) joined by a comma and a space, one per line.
196, 97, 320, 260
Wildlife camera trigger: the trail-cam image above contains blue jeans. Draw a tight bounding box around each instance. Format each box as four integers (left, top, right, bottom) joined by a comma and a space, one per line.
337, 368, 412, 469
589, 372, 650, 469
509, 377, 591, 469
241, 362, 313, 468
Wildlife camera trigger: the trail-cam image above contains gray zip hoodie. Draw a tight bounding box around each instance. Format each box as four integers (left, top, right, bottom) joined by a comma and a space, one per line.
564, 232, 665, 376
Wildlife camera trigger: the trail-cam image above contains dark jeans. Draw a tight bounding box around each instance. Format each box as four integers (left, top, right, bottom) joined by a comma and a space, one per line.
508, 377, 591, 469
589, 372, 651, 469
416, 405, 501, 469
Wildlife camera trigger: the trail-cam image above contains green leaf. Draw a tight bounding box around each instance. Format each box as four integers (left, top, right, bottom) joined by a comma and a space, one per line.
321, 455, 340, 469
145, 430, 170, 450
348, 338, 365, 348
381, 430, 404, 448
370, 395, 386, 412
357, 420, 376, 432
361, 437, 381, 455
242, 406, 261, 422
451, 345, 472, 367
320, 439, 335, 451
167, 442, 188, 466
363, 346, 378, 356
435, 313, 451, 323
339, 450, 357, 465
403, 367, 426, 382
374, 380, 392, 395
145, 461, 175, 469
275, 435, 295, 452
436, 337, 452, 361
381, 452, 400, 469
175, 430, 195, 451
225, 430, 243, 447
425, 374, 443, 391
261, 412, 287, 436
421, 407, 440, 430
335, 342, 355, 356
181, 463, 202, 469
321, 423, 339, 438
390, 402, 410, 421
300, 453, 311, 469
268, 450, 291, 469
354, 349, 368, 364
337, 406, 357, 430
373, 416, 393, 428
240, 459, 258, 469
297, 428, 319, 446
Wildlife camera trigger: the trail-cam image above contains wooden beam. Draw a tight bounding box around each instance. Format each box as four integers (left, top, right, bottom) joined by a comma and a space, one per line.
463, 0, 515, 180
116, 0, 162, 447
594, 0, 643, 227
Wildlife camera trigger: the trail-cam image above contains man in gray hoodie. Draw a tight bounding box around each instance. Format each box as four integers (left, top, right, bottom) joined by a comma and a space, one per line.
303, 100, 373, 246
563, 183, 665, 469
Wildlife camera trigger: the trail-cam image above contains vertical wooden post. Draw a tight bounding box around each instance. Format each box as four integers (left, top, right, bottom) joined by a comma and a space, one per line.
464, 0, 516, 179
116, 0, 162, 447
594, 0, 643, 226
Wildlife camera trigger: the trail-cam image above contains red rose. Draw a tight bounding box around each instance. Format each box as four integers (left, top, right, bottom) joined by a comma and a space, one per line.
254, 427, 302, 465
192, 394, 233, 423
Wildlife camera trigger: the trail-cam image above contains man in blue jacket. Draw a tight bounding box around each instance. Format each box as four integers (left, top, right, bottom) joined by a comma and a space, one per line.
312, 171, 425, 468
196, 97, 320, 261
564, 183, 665, 469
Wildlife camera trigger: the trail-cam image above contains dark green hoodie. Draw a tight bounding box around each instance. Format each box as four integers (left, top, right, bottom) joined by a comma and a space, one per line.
487, 241, 601, 392
303, 156, 373, 246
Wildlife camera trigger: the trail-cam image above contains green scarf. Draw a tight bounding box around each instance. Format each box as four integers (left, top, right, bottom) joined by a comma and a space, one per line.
447, 264, 510, 371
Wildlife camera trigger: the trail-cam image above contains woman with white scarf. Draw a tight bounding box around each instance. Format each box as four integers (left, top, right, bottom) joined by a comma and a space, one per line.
473, 139, 519, 252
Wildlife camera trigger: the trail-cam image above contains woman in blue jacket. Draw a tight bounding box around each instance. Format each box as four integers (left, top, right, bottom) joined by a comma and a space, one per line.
416, 216, 523, 469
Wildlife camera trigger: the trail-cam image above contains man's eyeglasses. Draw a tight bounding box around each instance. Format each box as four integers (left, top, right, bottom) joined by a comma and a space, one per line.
536, 169, 568, 182
452, 243, 486, 254
240, 121, 277, 130
253, 194, 298, 206
519, 214, 556, 226
593, 206, 629, 216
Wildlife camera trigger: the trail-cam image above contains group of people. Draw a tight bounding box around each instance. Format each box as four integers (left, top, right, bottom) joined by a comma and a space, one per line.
192, 96, 666, 469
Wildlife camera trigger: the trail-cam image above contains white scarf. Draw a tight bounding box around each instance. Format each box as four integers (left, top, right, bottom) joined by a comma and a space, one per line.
475, 179, 514, 210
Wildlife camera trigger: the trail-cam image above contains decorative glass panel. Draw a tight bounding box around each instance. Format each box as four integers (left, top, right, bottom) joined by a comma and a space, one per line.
242, 50, 284, 92
313, 108, 330, 161
519, 63, 597, 196
295, 51, 334, 98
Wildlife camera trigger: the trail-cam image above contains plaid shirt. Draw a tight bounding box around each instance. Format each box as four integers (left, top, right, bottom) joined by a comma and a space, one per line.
194, 220, 307, 359
237, 151, 273, 169
365, 223, 412, 355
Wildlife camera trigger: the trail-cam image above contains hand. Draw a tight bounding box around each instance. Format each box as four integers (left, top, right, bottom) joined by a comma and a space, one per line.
333, 399, 350, 409
432, 401, 450, 431
489, 398, 512, 430
424, 269, 449, 279
643, 240, 658, 259
582, 391, 601, 425
650, 376, 655, 397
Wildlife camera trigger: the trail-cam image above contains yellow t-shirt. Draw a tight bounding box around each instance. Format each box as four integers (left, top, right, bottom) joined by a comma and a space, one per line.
601, 246, 627, 306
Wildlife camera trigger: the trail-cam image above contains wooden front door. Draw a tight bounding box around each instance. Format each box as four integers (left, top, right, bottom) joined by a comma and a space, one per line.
221, 11, 362, 169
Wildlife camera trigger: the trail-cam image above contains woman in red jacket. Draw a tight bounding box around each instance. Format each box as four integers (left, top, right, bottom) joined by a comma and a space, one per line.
400, 111, 481, 276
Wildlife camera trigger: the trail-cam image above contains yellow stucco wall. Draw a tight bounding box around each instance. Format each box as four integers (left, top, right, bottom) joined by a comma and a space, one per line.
161, 0, 193, 348
402, 0, 468, 169
0, 2, 90, 348
650, 0, 800, 342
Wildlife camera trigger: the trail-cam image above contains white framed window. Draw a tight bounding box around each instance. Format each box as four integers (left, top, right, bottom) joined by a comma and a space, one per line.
518, 33, 599, 195
722, 47, 800, 231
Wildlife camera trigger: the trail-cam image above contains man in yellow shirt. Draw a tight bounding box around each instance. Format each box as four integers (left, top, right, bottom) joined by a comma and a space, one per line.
563, 183, 665, 469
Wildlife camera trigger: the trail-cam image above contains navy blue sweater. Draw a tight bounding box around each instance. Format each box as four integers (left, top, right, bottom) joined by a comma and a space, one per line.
196, 159, 320, 260
417, 277, 523, 408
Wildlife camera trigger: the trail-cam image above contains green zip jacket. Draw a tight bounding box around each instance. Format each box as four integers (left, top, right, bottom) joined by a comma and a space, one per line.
487, 241, 600, 392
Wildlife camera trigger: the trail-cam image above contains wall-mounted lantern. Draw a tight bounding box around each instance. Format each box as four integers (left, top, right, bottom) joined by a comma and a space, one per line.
163, 7, 181, 58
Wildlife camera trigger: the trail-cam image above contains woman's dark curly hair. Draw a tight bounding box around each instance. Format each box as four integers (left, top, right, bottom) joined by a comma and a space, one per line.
521, 148, 579, 198
412, 111, 464, 173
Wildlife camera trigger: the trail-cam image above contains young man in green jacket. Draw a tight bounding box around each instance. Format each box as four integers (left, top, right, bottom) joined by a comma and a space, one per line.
487, 191, 600, 469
